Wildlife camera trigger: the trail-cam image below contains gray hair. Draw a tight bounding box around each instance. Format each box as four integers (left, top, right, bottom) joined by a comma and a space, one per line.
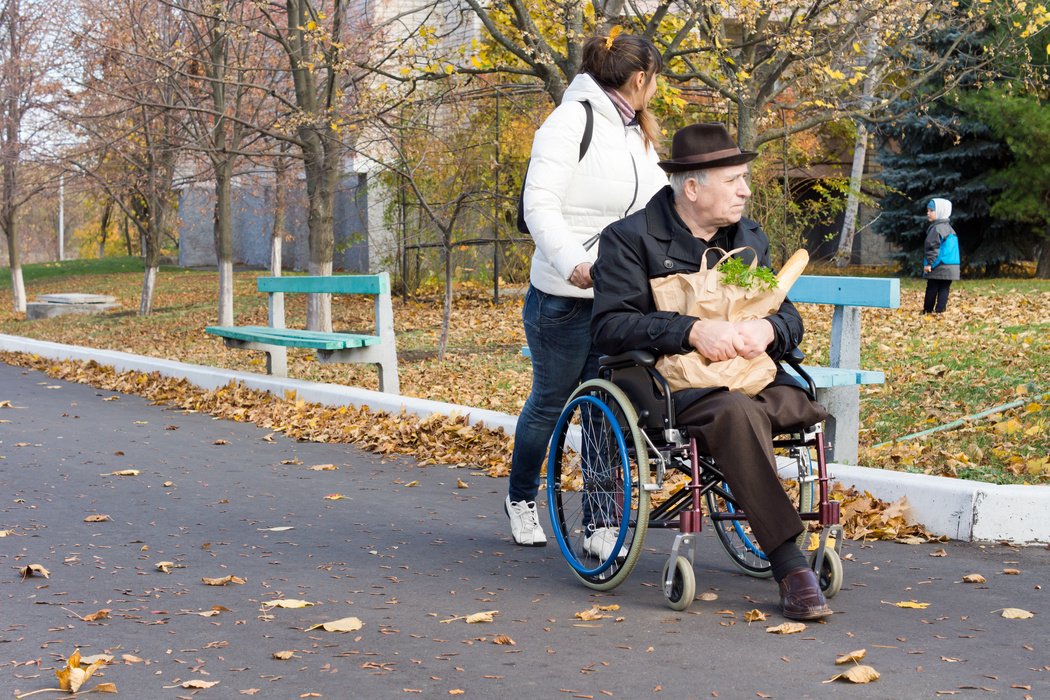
669, 169, 709, 197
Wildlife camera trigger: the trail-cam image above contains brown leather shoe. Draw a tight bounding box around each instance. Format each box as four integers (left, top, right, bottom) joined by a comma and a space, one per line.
778, 567, 832, 620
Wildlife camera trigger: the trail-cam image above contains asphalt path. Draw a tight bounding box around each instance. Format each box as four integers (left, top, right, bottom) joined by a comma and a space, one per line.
1, 361, 1048, 700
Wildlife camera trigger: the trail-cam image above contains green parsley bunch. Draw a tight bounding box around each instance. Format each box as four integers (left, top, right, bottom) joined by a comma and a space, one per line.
717, 255, 779, 292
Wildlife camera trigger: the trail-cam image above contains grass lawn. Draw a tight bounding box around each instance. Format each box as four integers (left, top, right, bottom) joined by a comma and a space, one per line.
2, 258, 1048, 485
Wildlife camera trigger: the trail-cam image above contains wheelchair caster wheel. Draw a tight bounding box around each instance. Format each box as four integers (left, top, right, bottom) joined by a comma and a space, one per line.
662, 555, 695, 611
808, 547, 843, 598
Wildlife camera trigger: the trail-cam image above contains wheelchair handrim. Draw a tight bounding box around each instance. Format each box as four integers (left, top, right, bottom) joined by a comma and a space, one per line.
547, 394, 632, 578
719, 488, 768, 561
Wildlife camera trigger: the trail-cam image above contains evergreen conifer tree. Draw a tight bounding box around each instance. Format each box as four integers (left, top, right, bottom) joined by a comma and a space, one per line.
874, 101, 1017, 275
872, 16, 1040, 276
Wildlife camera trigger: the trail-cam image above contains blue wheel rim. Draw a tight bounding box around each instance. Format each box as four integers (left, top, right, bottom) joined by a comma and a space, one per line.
547, 394, 632, 577
721, 484, 768, 561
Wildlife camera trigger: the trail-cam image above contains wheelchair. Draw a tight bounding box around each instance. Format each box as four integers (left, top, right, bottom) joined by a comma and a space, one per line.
545, 349, 844, 611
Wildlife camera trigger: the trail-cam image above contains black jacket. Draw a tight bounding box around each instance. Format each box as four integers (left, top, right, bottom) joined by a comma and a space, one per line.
591, 185, 805, 407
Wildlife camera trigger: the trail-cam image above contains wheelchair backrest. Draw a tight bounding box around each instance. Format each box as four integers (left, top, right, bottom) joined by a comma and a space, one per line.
605, 364, 674, 432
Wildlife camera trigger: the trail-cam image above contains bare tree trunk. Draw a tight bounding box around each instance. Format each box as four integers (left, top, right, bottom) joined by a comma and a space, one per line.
122, 214, 133, 256
836, 122, 869, 268
139, 194, 164, 316
214, 161, 234, 326
3, 216, 25, 312
2, 0, 25, 313
8, 264, 24, 310
438, 230, 452, 360
302, 135, 336, 332
836, 39, 878, 268
139, 265, 156, 315
1, 197, 24, 313
1037, 224, 1050, 279
271, 152, 288, 275
98, 199, 113, 258
268, 155, 288, 329
735, 102, 757, 220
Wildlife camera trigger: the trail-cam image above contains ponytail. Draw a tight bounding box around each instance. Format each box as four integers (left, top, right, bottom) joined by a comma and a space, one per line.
580, 33, 663, 151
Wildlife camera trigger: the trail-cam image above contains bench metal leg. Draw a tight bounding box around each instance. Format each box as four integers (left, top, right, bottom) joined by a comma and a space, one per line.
223, 338, 288, 378
265, 347, 288, 378
824, 304, 863, 465
377, 360, 399, 395
317, 344, 400, 395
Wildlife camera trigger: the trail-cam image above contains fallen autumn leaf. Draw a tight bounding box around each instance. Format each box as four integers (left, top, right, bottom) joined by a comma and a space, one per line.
305, 617, 363, 632
19, 564, 49, 580
202, 575, 246, 586
836, 649, 867, 664
825, 665, 880, 684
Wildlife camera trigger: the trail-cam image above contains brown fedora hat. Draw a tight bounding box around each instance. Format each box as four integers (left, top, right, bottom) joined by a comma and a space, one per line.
658, 123, 757, 173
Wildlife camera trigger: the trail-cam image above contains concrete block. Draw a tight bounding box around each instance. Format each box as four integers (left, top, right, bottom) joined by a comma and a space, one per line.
26, 294, 122, 320
777, 460, 1050, 545
970, 486, 1050, 545
36, 293, 116, 304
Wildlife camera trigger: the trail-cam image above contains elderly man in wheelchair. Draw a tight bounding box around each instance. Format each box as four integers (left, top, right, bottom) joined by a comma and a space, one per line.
544, 123, 841, 620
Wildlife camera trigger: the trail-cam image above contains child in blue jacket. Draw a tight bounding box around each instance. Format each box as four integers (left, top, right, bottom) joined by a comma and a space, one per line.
923, 198, 960, 314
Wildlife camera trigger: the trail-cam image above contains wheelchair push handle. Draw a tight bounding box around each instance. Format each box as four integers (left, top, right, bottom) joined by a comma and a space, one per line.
784, 348, 818, 401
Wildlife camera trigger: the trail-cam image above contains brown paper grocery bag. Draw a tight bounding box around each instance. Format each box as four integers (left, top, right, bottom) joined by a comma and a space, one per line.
656, 352, 778, 397
649, 248, 809, 396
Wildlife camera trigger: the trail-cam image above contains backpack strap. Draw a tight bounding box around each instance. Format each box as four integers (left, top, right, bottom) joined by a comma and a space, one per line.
578, 101, 594, 161
516, 100, 595, 236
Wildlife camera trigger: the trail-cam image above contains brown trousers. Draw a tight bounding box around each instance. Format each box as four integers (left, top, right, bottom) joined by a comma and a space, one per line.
677, 385, 830, 553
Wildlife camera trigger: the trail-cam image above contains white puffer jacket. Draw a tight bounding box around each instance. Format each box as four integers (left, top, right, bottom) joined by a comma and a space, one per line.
523, 73, 667, 298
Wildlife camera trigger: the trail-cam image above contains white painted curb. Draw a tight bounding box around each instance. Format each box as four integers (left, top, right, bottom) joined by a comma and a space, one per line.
0, 334, 518, 434
824, 464, 1048, 546
4, 333, 1048, 545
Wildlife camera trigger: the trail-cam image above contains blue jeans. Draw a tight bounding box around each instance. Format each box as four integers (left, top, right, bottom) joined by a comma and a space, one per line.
509, 286, 600, 503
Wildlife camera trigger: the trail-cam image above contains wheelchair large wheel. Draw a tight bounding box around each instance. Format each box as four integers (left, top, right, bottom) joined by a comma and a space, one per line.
704, 485, 773, 578
547, 379, 650, 591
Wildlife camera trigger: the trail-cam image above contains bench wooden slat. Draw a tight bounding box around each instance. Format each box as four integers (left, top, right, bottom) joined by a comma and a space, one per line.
789, 276, 900, 309
205, 325, 380, 350
785, 365, 884, 389
236, 325, 382, 346
257, 275, 390, 295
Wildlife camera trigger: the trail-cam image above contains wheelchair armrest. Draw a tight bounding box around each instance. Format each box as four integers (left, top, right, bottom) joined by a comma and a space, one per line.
783, 348, 817, 401
599, 350, 656, 370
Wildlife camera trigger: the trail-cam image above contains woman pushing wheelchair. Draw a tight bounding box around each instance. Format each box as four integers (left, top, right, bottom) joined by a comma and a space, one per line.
505, 32, 667, 550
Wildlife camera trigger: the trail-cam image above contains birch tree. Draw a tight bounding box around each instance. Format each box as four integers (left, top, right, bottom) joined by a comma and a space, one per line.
69, 0, 185, 315
170, 0, 281, 327
1, 0, 66, 312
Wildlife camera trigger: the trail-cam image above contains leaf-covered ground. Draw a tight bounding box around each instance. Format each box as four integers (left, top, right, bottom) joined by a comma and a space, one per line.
1, 268, 1048, 485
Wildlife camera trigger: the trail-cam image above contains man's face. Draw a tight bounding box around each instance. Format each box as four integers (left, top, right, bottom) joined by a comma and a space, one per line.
690, 163, 751, 229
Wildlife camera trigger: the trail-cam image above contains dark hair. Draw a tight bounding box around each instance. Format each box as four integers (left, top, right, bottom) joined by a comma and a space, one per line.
580, 33, 663, 150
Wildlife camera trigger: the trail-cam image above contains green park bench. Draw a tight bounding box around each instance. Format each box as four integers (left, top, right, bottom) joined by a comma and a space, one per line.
785, 275, 900, 464
206, 272, 399, 394
522, 275, 900, 464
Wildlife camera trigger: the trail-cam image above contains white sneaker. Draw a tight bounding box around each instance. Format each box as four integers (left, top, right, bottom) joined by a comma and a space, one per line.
505, 496, 547, 546
584, 527, 627, 561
